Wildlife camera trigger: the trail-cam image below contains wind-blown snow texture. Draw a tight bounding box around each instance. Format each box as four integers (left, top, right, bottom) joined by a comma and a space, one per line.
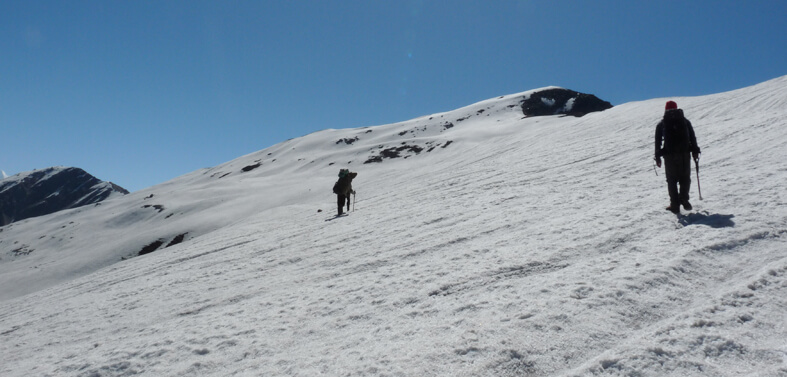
1, 79, 786, 376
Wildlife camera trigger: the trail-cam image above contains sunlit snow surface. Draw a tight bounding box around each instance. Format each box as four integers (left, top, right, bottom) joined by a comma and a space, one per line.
1, 78, 786, 376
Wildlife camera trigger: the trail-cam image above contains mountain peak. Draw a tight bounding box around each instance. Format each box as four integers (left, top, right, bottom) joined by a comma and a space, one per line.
0, 166, 128, 226
521, 87, 613, 117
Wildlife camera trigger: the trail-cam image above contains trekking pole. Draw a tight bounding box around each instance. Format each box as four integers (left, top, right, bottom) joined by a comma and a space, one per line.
352, 190, 356, 212
694, 156, 703, 200
653, 159, 658, 176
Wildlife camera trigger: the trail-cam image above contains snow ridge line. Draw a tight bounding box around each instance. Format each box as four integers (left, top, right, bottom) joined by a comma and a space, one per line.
167, 239, 256, 266
428, 260, 570, 298
701, 228, 786, 253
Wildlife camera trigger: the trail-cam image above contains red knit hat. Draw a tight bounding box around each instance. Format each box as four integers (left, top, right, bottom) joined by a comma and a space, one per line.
665, 101, 678, 110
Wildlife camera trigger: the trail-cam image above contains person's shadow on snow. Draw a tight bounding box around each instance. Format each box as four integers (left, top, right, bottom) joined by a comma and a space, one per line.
678, 211, 735, 228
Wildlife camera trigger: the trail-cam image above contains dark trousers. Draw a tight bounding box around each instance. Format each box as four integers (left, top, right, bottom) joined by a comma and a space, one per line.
337, 194, 351, 215
663, 153, 692, 206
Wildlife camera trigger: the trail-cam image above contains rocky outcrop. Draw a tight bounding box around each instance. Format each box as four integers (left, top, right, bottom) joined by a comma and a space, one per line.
0, 167, 129, 226
521, 88, 612, 117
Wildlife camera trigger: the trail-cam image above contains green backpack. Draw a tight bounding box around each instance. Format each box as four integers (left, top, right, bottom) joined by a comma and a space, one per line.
333, 169, 350, 194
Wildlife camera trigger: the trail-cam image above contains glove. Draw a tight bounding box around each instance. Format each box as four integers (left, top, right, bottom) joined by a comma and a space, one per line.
692, 151, 699, 161
655, 157, 662, 168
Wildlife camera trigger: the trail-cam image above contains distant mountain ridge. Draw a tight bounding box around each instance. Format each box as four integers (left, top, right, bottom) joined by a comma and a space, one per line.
0, 167, 128, 226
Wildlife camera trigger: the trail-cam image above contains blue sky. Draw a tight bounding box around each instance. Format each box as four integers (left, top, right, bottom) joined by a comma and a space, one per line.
2, 0, 785, 192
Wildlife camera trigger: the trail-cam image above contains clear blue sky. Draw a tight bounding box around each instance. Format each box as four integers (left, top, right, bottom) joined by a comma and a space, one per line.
2, 0, 785, 192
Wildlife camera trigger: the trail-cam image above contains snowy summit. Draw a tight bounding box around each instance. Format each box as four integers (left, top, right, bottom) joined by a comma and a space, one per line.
0, 166, 128, 226
1, 78, 786, 376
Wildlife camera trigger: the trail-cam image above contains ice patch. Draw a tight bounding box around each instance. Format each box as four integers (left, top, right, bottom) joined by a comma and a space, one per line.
562, 97, 576, 113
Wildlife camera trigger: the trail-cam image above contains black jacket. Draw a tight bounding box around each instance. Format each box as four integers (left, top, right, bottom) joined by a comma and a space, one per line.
333, 172, 357, 196
655, 109, 700, 159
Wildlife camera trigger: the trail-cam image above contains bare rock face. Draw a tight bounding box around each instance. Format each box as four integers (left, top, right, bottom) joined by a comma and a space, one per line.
521, 88, 612, 117
0, 167, 129, 226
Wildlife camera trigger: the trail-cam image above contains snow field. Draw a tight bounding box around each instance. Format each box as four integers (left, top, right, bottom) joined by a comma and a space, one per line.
1, 77, 786, 376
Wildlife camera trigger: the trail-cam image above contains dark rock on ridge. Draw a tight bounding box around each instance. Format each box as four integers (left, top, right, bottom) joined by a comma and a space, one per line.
521, 88, 612, 117
0, 167, 129, 226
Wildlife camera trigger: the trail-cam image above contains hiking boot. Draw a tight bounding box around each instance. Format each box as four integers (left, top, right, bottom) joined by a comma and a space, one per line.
666, 205, 680, 214
682, 200, 692, 211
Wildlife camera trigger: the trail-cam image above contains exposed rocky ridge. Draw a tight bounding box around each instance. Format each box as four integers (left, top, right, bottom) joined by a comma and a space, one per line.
521, 88, 613, 117
0, 167, 129, 226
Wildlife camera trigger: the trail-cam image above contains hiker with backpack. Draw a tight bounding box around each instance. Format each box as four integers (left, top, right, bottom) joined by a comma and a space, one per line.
332, 169, 357, 216
654, 101, 701, 214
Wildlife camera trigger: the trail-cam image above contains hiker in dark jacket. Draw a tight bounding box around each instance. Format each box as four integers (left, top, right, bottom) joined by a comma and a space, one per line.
655, 101, 701, 214
332, 169, 357, 216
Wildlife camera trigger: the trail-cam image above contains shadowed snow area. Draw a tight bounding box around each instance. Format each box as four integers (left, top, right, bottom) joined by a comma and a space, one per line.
1, 78, 786, 376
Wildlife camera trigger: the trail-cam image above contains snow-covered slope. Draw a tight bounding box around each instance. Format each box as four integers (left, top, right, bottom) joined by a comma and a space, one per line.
0, 87, 591, 301
1, 78, 786, 376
